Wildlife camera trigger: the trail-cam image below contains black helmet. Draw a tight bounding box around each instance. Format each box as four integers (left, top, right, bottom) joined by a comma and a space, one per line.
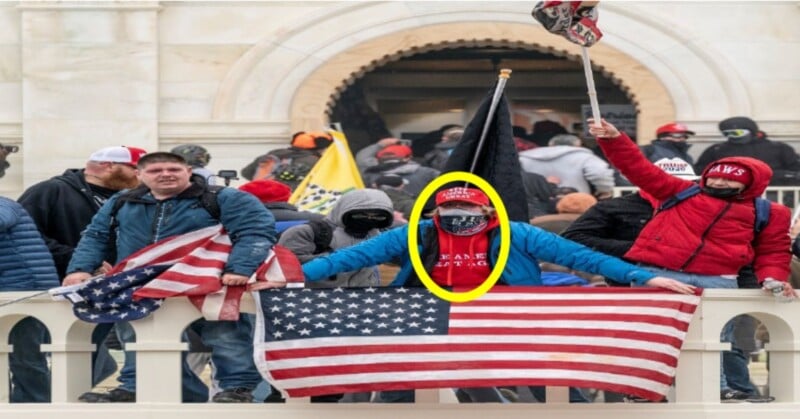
170, 144, 210, 167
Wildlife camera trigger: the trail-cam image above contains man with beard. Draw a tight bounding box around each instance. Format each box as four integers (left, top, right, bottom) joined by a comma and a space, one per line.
17, 146, 146, 391
18, 146, 146, 280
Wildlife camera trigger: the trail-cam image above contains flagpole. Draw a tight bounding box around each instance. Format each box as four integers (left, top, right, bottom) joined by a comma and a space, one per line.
0, 290, 50, 308
581, 47, 602, 127
468, 69, 512, 177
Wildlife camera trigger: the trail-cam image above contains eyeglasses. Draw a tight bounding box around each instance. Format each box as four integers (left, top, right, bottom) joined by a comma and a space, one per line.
721, 129, 750, 138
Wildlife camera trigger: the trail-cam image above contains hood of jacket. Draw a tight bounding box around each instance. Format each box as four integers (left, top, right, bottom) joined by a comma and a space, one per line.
518, 145, 592, 161
700, 156, 772, 199
326, 188, 394, 228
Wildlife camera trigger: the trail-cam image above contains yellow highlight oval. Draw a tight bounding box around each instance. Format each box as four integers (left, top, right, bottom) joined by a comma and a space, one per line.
406, 171, 511, 303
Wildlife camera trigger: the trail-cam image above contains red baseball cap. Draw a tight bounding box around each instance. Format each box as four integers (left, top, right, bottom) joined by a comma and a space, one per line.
435, 187, 490, 206
376, 144, 412, 160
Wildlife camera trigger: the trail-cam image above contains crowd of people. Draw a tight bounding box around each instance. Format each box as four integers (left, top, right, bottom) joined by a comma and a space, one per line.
1, 115, 798, 404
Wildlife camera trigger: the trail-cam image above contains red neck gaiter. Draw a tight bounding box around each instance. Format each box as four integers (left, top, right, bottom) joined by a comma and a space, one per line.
431, 216, 500, 287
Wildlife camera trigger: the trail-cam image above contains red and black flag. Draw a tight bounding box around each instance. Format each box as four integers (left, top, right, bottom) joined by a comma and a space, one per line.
532, 1, 603, 47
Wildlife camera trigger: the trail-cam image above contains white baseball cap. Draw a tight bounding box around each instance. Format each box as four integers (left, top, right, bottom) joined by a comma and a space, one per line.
654, 158, 699, 180
89, 146, 147, 166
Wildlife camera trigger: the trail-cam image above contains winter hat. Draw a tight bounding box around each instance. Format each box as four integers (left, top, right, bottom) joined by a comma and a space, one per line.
654, 158, 699, 180
705, 162, 753, 186
719, 117, 759, 136
376, 144, 413, 161
556, 192, 597, 214
239, 179, 292, 203
290, 131, 333, 150
435, 187, 490, 207
89, 146, 147, 166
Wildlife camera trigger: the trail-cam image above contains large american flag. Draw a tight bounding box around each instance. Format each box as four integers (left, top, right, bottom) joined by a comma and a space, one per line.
254, 286, 701, 401
52, 225, 303, 322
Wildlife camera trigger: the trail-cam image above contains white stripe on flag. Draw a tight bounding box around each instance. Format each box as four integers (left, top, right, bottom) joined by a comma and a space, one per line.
142, 279, 197, 294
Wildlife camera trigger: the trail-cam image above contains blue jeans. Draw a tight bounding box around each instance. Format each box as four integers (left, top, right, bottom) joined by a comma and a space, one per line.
528, 386, 589, 403
720, 317, 758, 394
640, 265, 741, 391
91, 324, 119, 386
115, 314, 262, 401
8, 317, 50, 403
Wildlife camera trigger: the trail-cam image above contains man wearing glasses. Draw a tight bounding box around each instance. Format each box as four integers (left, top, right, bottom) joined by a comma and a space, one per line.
695, 117, 800, 186
641, 122, 696, 165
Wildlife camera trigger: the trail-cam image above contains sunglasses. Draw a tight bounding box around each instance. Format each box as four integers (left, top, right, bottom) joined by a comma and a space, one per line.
721, 129, 751, 138
349, 212, 389, 221
663, 134, 689, 140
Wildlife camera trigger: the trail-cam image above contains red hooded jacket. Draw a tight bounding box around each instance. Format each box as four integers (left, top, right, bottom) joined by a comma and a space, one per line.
598, 133, 791, 282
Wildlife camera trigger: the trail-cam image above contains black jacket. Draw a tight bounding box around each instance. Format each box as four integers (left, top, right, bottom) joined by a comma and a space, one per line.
695, 138, 800, 185
17, 169, 101, 279
265, 202, 324, 222
561, 192, 652, 259
641, 139, 694, 165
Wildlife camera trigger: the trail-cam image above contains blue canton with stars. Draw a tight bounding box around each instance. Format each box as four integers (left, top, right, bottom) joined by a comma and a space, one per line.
260, 287, 451, 340
71, 265, 169, 323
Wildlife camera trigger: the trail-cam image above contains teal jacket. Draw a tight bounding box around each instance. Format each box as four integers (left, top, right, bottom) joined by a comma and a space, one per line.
303, 220, 656, 286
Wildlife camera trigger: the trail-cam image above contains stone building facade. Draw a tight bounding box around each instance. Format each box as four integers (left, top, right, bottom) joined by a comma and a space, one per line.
0, 1, 798, 197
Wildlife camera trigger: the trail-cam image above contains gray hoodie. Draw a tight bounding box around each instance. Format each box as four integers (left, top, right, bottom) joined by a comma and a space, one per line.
278, 189, 394, 288
518, 145, 614, 194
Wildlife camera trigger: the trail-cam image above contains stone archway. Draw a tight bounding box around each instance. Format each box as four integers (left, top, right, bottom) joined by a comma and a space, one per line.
213, 2, 751, 142
287, 22, 673, 140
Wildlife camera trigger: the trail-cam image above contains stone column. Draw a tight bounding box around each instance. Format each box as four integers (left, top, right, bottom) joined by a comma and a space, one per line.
19, 1, 160, 184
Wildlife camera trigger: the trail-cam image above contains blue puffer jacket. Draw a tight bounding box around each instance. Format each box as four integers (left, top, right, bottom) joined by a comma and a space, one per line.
68, 182, 276, 276
0, 197, 59, 290
303, 220, 657, 286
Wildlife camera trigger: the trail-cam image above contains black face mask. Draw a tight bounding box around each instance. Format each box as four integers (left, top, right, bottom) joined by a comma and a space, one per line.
438, 208, 489, 236
342, 210, 392, 237
702, 186, 743, 199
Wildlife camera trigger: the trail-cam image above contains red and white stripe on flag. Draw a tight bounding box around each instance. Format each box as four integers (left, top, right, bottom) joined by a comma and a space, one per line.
255, 286, 700, 401
118, 224, 304, 321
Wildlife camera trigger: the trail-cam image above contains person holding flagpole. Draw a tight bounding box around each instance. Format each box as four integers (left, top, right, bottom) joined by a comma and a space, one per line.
64, 151, 277, 403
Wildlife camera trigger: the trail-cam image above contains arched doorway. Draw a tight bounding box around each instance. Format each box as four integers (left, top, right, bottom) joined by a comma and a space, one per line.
327, 42, 637, 154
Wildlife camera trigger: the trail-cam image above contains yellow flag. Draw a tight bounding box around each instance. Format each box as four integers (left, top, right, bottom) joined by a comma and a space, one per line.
289, 130, 364, 214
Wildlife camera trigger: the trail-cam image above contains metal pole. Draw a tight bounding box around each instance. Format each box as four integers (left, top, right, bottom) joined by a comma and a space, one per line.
581, 47, 602, 127
467, 69, 512, 177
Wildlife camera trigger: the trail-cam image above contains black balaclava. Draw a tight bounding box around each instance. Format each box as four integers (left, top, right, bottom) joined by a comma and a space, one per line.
342, 209, 393, 238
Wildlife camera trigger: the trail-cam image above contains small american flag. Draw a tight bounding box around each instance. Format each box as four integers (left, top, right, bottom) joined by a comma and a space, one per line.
53, 225, 303, 322
254, 286, 700, 401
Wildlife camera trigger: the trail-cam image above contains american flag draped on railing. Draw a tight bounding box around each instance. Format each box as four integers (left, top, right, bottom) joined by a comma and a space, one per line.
50, 224, 303, 322
253, 286, 701, 402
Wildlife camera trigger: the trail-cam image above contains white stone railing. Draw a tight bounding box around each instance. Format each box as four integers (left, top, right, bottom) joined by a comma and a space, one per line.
613, 186, 800, 209
0, 290, 798, 419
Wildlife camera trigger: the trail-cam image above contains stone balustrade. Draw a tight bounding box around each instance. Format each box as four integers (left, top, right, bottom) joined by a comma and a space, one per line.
0, 289, 798, 419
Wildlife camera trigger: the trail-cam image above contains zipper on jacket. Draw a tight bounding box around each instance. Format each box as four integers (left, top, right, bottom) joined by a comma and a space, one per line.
679, 201, 732, 271
150, 201, 165, 244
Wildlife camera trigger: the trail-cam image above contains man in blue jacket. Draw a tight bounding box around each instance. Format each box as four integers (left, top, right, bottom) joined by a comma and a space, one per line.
0, 197, 60, 402
64, 152, 277, 403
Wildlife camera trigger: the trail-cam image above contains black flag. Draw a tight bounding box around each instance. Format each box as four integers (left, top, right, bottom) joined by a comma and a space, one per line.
440, 88, 529, 221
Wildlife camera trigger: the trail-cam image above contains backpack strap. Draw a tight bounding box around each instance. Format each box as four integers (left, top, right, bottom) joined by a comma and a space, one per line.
753, 198, 771, 234
658, 183, 771, 235
658, 184, 702, 212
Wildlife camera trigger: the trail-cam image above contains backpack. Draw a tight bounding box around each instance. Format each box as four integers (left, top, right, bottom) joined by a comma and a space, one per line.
658, 184, 771, 234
